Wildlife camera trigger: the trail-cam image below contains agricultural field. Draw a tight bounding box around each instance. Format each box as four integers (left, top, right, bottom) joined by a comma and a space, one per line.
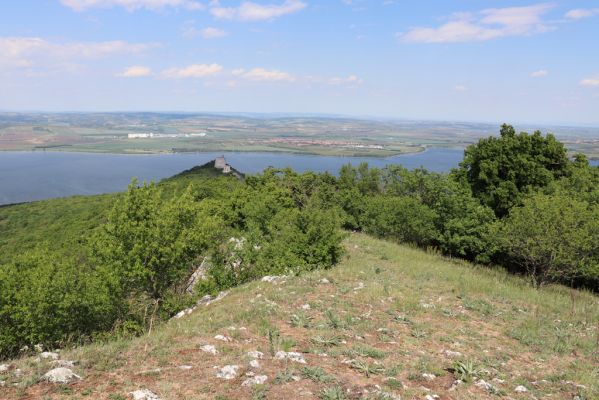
2, 112, 598, 158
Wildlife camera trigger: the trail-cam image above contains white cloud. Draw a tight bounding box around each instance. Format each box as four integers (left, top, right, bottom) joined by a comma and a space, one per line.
210, 0, 306, 21
454, 85, 468, 92
565, 8, 599, 19
530, 69, 548, 78
201, 27, 228, 38
60, 0, 203, 11
117, 65, 152, 77
328, 75, 363, 85
399, 3, 554, 43
233, 67, 295, 82
580, 77, 599, 87
162, 63, 223, 78
0, 36, 154, 71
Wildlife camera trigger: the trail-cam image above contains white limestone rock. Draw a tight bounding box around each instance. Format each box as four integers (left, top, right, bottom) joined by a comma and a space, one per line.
247, 351, 264, 359
200, 344, 218, 355
216, 365, 239, 380
42, 368, 81, 384
241, 375, 267, 386
130, 389, 161, 400
274, 351, 306, 364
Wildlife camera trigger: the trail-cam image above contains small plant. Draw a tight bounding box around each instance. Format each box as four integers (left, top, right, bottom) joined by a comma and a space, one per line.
350, 360, 385, 377
251, 385, 267, 400
301, 366, 335, 383
108, 395, 127, 400
274, 368, 295, 384
451, 360, 479, 382
311, 335, 343, 347
290, 312, 313, 328
393, 314, 411, 324
410, 329, 427, 339
344, 346, 387, 359
280, 337, 297, 352
325, 310, 342, 329
268, 328, 280, 355
319, 386, 347, 400
384, 377, 403, 390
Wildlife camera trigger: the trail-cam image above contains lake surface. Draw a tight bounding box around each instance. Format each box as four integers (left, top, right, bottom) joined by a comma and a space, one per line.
2, 148, 593, 205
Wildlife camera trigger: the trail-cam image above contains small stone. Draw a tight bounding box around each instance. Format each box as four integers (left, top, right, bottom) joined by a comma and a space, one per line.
52, 360, 76, 368
40, 351, 59, 360
247, 351, 264, 359
514, 385, 528, 393
130, 389, 161, 400
275, 351, 306, 364
42, 368, 81, 384
353, 282, 365, 290
241, 375, 267, 386
422, 373, 435, 381
442, 349, 462, 359
214, 334, 231, 342
261, 275, 286, 283
475, 379, 495, 392
0, 364, 10, 373
173, 308, 193, 319
249, 360, 260, 369
319, 278, 330, 284
201, 344, 218, 355
216, 365, 239, 380
300, 304, 311, 310
425, 395, 440, 400
178, 365, 193, 370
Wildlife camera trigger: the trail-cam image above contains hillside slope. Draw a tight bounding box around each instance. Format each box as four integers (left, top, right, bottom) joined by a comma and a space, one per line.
1, 234, 596, 399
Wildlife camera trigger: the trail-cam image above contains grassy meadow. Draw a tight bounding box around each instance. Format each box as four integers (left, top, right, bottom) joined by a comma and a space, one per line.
1, 233, 596, 399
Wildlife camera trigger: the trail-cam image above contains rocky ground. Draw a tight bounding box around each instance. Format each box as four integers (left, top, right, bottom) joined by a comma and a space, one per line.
0, 233, 597, 399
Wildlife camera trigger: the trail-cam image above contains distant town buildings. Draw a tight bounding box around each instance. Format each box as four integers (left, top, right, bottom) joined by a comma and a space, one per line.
127, 132, 206, 139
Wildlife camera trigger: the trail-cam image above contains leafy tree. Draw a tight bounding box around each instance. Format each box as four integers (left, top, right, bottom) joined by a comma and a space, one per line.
89, 180, 220, 302
495, 193, 599, 287
361, 196, 438, 246
456, 124, 571, 216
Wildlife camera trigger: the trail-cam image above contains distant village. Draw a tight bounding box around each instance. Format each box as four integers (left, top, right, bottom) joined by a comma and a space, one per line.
127, 132, 206, 139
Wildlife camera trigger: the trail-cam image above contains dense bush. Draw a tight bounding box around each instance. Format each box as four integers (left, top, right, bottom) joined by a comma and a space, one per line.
0, 248, 116, 358
494, 193, 599, 286
361, 195, 438, 246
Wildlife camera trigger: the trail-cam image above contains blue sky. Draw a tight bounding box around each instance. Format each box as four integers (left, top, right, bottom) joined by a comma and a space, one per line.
1, 1, 599, 125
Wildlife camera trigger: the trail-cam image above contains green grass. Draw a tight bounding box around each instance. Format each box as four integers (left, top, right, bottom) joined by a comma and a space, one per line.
1, 233, 597, 399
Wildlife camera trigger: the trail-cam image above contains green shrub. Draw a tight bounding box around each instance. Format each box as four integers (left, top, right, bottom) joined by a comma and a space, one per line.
495, 192, 599, 286
0, 248, 117, 358
361, 195, 438, 246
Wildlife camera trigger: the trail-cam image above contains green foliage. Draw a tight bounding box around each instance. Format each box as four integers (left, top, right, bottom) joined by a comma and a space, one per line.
1, 128, 597, 358
495, 192, 599, 286
89, 180, 221, 300
361, 195, 438, 246
457, 124, 571, 216
0, 248, 116, 358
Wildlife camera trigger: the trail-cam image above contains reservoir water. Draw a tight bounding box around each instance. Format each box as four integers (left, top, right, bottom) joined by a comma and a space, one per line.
1, 148, 595, 205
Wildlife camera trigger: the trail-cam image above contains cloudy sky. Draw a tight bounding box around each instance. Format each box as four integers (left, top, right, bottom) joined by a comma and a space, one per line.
1, 1, 599, 125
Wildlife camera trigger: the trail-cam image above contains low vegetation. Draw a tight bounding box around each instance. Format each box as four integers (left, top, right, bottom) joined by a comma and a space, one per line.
0, 125, 597, 373
0, 234, 596, 399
